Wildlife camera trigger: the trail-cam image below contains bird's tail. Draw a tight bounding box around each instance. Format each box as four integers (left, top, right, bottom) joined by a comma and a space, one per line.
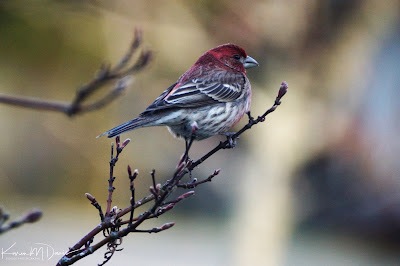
97, 116, 156, 138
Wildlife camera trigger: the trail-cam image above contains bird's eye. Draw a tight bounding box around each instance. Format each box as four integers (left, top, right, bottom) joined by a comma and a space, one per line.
233, 54, 241, 60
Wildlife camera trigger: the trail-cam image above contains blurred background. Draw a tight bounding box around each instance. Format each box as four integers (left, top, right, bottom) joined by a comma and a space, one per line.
1, 0, 400, 265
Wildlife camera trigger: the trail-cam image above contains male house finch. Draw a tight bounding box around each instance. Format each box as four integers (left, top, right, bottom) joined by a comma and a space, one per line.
98, 44, 258, 152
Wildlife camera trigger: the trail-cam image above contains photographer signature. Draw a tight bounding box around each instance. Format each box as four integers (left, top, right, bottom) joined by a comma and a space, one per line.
2, 242, 68, 261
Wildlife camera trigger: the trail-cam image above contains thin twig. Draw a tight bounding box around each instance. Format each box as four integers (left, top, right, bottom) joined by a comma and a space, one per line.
189, 81, 288, 170
85, 193, 104, 221
132, 222, 175, 233
0, 29, 151, 117
178, 169, 220, 189
128, 166, 138, 227
0, 208, 42, 235
106, 136, 128, 216
106, 142, 116, 215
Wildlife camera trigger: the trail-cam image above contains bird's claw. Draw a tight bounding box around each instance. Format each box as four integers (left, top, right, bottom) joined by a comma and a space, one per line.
227, 137, 236, 148
247, 111, 255, 123
220, 132, 237, 148
178, 153, 192, 166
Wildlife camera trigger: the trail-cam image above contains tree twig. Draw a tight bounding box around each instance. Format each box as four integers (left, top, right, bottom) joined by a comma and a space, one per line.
0, 207, 42, 235
56, 81, 288, 266
127, 166, 138, 227
0, 29, 152, 117
177, 169, 220, 189
189, 81, 288, 170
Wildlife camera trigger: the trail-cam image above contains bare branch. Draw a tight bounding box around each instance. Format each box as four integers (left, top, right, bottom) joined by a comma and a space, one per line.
85, 193, 104, 221
56, 82, 288, 266
178, 169, 220, 189
132, 222, 175, 233
128, 166, 138, 227
0, 29, 151, 117
0, 208, 42, 235
189, 81, 289, 169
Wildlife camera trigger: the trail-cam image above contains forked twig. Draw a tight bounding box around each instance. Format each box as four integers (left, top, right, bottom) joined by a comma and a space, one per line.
0, 29, 152, 117
57, 82, 288, 266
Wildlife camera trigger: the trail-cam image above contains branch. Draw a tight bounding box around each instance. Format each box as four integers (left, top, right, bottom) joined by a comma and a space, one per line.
189, 81, 288, 169
57, 82, 288, 266
177, 169, 220, 189
0, 207, 42, 235
127, 165, 138, 227
85, 193, 104, 221
0, 29, 152, 117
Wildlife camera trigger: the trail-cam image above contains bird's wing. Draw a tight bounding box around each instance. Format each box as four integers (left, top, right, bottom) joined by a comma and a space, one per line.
141, 74, 245, 114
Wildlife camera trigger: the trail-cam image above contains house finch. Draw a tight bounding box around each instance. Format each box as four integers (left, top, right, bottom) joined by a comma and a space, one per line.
98, 44, 258, 151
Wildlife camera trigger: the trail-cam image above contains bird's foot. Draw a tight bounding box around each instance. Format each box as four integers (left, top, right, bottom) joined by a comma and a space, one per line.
181, 134, 196, 164
220, 132, 238, 148
178, 153, 192, 166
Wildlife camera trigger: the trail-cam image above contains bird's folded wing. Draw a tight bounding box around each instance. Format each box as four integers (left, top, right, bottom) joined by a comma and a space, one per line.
141, 76, 245, 114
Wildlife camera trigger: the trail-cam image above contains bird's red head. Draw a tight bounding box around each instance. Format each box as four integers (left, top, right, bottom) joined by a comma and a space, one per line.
196, 44, 258, 74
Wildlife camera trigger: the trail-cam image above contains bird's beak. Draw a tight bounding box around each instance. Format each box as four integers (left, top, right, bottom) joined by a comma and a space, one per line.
243, 56, 259, 69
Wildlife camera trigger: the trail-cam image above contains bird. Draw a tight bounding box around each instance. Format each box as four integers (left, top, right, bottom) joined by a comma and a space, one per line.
98, 43, 258, 155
